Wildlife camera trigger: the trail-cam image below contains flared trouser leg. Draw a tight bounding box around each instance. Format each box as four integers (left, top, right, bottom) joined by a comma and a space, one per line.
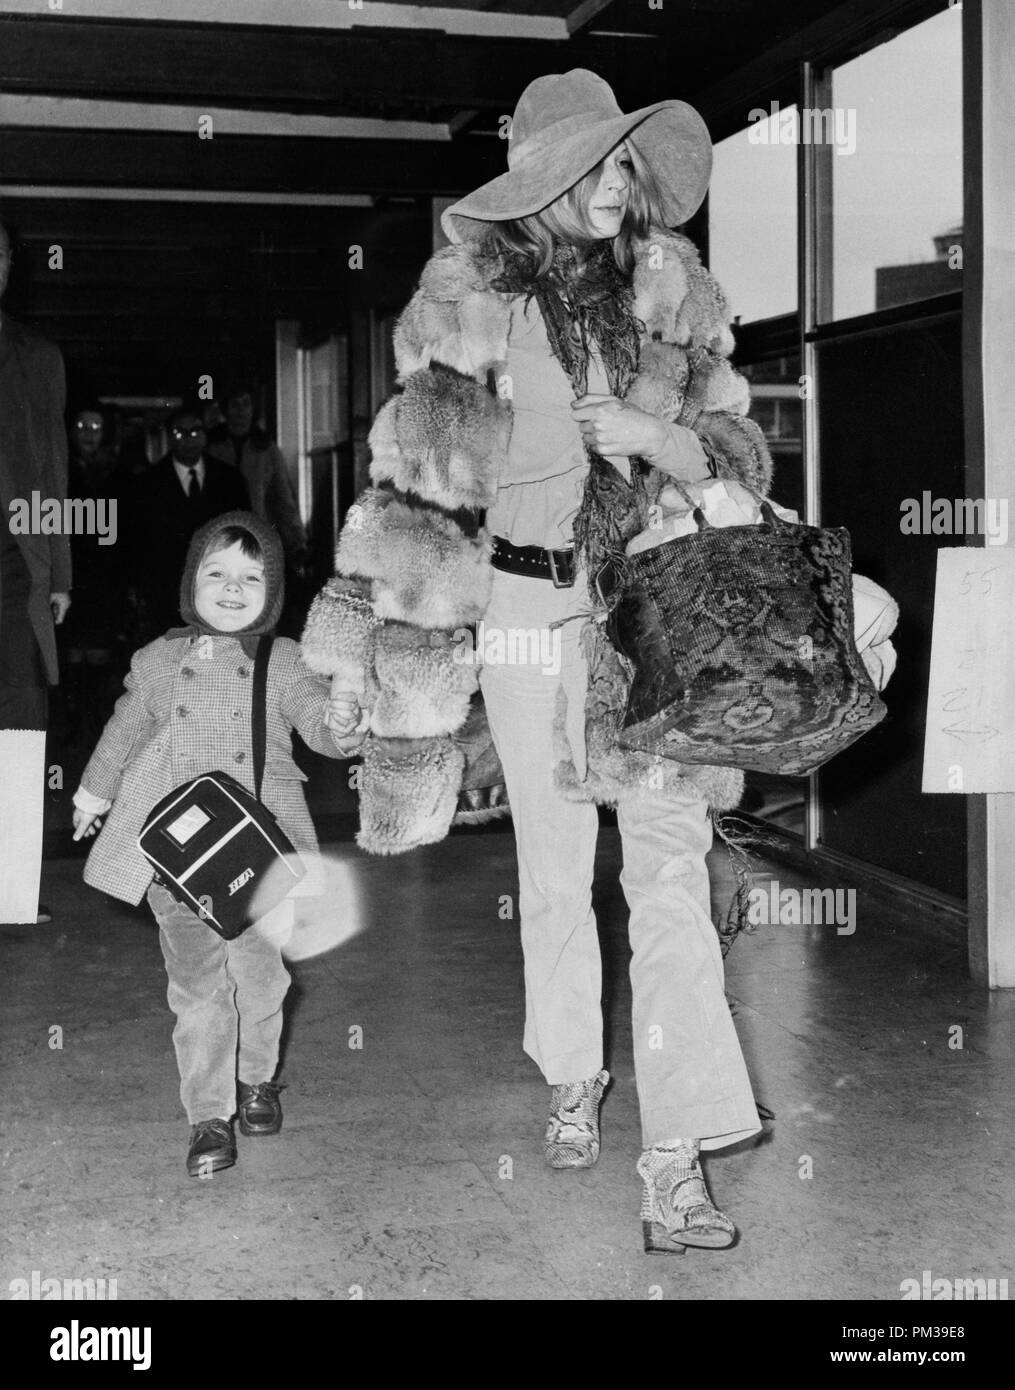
617, 790, 761, 1152
480, 654, 602, 1086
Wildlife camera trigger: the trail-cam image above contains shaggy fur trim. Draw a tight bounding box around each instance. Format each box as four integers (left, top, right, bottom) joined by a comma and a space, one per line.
370, 623, 478, 738
393, 244, 512, 381
365, 397, 401, 493
336, 488, 493, 630
357, 734, 465, 855
452, 802, 511, 827
680, 351, 751, 420
369, 364, 507, 512
300, 578, 382, 703
551, 622, 745, 812
631, 232, 735, 355
627, 344, 750, 441
696, 411, 773, 495
625, 341, 691, 421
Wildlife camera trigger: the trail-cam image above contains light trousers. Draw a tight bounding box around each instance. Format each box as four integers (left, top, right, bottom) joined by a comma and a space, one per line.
149, 882, 292, 1124
479, 576, 760, 1151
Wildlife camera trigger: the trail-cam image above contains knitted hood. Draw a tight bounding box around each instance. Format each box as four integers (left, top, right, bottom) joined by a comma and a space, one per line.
169, 509, 285, 657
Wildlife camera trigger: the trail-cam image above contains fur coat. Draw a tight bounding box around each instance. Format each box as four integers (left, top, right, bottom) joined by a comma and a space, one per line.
301, 228, 773, 854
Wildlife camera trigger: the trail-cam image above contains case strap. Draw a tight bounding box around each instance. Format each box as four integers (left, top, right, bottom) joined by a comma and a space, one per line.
252, 635, 273, 804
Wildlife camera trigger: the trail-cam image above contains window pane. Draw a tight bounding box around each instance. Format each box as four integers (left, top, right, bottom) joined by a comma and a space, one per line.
827, 6, 962, 322
816, 316, 965, 897
709, 108, 797, 325
740, 354, 804, 519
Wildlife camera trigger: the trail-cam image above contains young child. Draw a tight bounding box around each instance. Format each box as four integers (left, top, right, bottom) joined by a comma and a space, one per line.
72, 510, 362, 1176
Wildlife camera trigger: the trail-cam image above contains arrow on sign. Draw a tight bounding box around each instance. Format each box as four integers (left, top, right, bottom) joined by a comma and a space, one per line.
941, 723, 1000, 743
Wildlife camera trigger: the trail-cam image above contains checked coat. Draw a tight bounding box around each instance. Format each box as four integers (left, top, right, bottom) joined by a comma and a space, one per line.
78, 634, 350, 905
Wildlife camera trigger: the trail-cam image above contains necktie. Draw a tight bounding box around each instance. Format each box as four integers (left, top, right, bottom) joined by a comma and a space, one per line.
187, 467, 200, 502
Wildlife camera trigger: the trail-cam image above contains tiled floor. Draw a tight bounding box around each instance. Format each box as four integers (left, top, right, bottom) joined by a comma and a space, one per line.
3, 818, 1014, 1301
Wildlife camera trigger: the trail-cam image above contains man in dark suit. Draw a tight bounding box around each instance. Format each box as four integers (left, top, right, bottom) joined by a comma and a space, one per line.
206, 380, 308, 569
129, 403, 249, 635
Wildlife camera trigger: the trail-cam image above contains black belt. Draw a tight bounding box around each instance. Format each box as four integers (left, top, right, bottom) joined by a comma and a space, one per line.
490, 536, 576, 588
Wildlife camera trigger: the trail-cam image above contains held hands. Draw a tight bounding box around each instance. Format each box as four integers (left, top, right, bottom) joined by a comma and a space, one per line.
571, 395, 708, 480
50, 592, 71, 625
325, 684, 367, 742
73, 808, 102, 841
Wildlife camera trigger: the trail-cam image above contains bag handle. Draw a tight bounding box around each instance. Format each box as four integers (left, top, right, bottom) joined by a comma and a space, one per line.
663, 477, 710, 530
252, 635, 273, 804
661, 473, 787, 533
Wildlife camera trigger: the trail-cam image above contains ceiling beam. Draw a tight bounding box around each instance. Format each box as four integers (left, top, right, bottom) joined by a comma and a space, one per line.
0, 0, 571, 40
0, 184, 375, 208
565, 0, 616, 36
0, 194, 404, 245
0, 16, 735, 115
0, 130, 503, 196
0, 16, 562, 113
0, 95, 451, 141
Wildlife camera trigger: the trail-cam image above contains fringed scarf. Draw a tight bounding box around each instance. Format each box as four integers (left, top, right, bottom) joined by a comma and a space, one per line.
497, 239, 651, 597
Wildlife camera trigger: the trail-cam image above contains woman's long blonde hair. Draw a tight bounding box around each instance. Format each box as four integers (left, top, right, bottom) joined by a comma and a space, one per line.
482, 139, 669, 285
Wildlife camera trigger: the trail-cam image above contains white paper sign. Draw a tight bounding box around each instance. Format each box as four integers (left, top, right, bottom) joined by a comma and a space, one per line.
0, 730, 46, 923
922, 548, 1015, 793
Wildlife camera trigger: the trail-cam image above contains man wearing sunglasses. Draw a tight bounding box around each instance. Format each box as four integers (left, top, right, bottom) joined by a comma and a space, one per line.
129, 403, 248, 636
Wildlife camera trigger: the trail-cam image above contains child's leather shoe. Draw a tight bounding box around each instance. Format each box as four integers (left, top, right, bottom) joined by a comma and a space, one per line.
237, 1081, 284, 1136
186, 1118, 236, 1176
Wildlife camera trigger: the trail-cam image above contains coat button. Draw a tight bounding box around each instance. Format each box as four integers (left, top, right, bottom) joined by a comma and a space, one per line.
176, 706, 188, 716
238, 668, 250, 679
180, 667, 194, 677
234, 752, 245, 762
231, 710, 242, 719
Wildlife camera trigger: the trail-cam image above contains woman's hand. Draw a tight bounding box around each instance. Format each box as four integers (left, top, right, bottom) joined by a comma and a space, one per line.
571, 394, 668, 461
571, 394, 710, 481
73, 808, 102, 841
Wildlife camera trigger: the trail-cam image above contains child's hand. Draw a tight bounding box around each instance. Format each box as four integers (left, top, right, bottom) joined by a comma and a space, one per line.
325, 689, 362, 737
73, 808, 102, 841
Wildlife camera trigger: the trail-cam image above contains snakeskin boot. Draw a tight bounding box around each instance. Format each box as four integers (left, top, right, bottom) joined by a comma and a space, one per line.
636, 1139, 736, 1254
544, 1069, 610, 1168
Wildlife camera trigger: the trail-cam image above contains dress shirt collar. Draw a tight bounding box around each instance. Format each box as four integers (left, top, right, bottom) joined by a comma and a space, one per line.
172, 455, 206, 494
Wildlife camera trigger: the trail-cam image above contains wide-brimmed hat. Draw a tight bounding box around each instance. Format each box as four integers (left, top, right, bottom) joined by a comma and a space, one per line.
441, 68, 712, 244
